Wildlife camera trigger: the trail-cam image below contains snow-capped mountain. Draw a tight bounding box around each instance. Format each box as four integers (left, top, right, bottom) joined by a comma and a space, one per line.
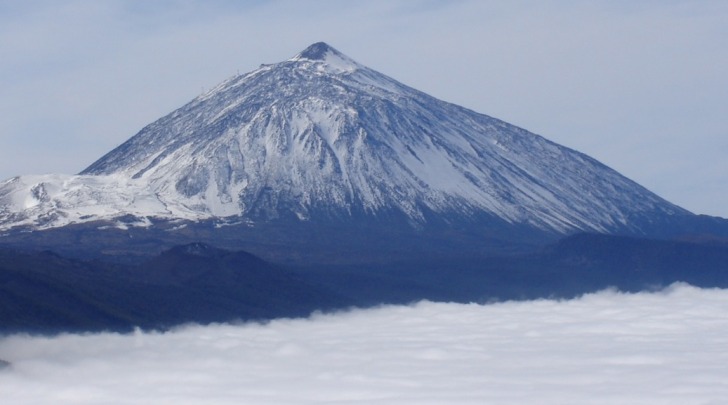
0, 42, 689, 234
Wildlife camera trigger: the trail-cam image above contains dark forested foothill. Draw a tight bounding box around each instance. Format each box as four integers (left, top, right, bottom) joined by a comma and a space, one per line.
2, 233, 728, 335
0, 244, 346, 334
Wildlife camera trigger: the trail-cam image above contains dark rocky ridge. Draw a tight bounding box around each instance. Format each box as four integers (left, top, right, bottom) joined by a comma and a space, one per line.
2, 234, 728, 334
0, 244, 347, 334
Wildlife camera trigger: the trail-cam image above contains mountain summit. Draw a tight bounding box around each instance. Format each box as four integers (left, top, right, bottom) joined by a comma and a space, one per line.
0, 43, 689, 235
295, 42, 349, 62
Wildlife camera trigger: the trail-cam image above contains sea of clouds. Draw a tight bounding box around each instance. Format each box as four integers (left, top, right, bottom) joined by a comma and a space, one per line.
1, 283, 727, 404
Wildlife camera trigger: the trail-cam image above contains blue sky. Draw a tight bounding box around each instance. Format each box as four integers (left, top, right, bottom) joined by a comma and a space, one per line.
1, 0, 726, 216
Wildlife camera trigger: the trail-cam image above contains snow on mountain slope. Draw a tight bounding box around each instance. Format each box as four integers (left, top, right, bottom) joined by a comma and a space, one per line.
0, 42, 689, 233
0, 174, 204, 231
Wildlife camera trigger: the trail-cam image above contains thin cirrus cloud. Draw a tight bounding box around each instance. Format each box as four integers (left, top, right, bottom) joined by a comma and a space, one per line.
0, 1, 726, 216
1, 283, 727, 404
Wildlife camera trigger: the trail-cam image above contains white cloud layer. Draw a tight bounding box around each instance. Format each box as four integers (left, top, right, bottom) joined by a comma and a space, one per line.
1, 283, 727, 404
0, 1, 727, 216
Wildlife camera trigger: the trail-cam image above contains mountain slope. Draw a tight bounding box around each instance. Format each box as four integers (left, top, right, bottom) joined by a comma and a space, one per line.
3, 234, 728, 334
0, 42, 690, 235
0, 244, 346, 334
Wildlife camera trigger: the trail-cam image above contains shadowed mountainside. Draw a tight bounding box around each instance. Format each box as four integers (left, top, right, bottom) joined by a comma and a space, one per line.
2, 234, 727, 334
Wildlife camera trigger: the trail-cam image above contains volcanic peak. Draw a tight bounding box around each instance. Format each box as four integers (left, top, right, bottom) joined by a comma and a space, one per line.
291, 42, 360, 74
297, 42, 336, 60
0, 42, 691, 236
